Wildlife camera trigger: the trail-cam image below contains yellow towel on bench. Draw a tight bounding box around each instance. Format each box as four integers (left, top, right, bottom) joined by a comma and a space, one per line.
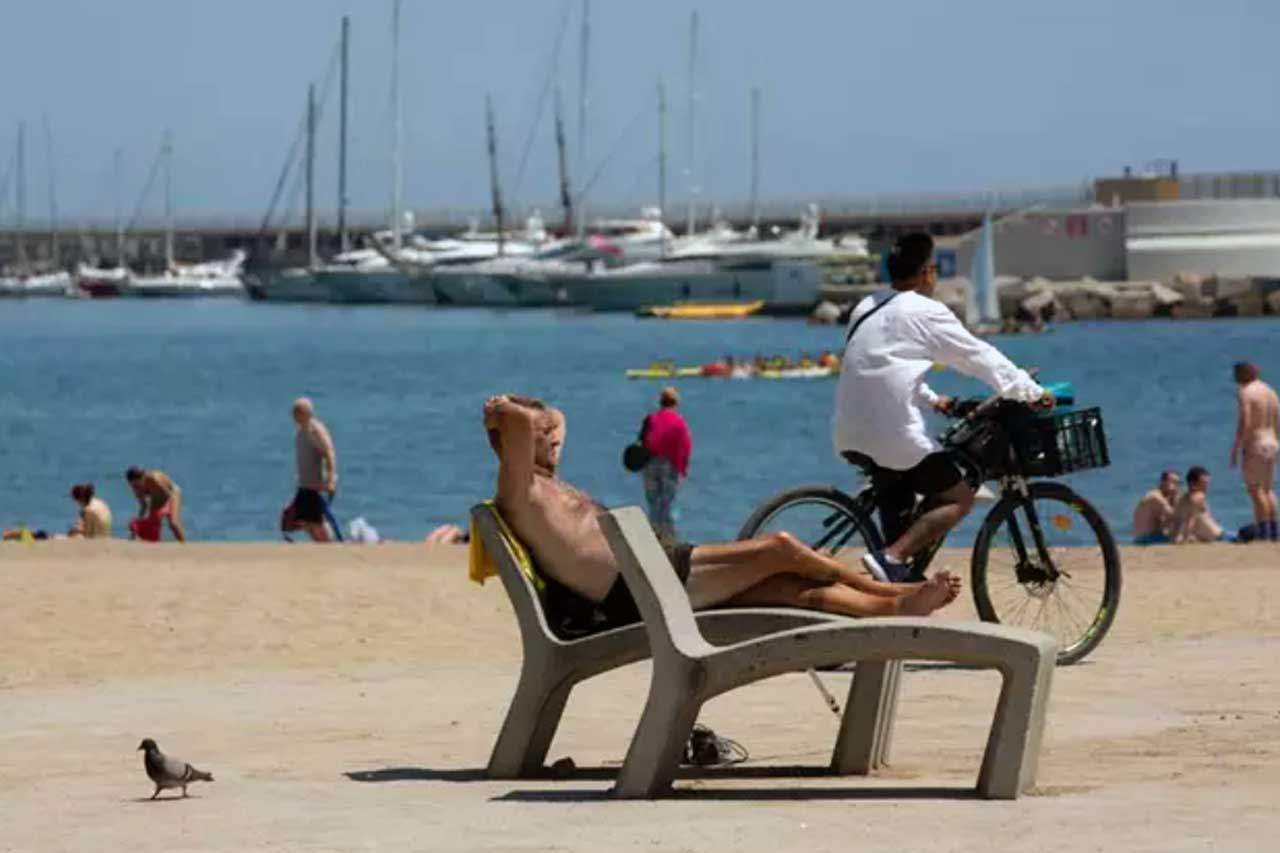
468, 502, 545, 592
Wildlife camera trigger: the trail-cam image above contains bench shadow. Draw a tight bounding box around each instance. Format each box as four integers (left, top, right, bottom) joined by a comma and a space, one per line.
495, 785, 978, 803
345, 765, 979, 803
343, 766, 615, 783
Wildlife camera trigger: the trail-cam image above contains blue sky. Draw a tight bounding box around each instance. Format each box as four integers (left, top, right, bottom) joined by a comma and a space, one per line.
0, 0, 1276, 223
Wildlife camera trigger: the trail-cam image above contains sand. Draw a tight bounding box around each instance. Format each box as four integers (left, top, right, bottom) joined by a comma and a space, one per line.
3, 540, 1280, 852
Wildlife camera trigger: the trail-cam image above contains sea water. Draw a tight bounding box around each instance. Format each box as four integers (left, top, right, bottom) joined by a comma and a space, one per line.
1, 300, 1275, 544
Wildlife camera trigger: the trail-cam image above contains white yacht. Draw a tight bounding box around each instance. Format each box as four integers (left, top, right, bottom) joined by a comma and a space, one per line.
564, 255, 823, 313
314, 232, 434, 304
0, 269, 73, 297
126, 249, 246, 298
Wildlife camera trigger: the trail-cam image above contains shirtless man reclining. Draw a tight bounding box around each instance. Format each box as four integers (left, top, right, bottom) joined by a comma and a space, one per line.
485, 394, 960, 624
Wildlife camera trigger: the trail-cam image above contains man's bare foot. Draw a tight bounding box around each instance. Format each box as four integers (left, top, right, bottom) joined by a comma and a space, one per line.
894, 573, 956, 616
941, 571, 962, 604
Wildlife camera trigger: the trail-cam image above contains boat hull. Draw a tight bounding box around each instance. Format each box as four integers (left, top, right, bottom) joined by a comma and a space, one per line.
0, 271, 73, 297
242, 268, 328, 303
568, 258, 822, 312
125, 275, 244, 298
315, 269, 435, 304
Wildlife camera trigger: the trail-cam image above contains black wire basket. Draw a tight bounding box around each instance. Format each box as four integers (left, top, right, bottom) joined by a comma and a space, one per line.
1014, 407, 1110, 477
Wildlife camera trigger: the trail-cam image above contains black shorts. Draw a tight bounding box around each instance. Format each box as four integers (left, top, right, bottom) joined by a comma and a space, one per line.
599, 541, 694, 628
843, 450, 965, 544
291, 488, 327, 524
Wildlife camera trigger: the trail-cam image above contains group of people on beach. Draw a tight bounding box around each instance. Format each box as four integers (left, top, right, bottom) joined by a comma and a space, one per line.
2, 469, 185, 543
1132, 362, 1279, 544
3, 398, 338, 545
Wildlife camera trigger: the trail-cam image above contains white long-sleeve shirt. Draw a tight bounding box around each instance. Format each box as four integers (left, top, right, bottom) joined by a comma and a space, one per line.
832, 288, 1045, 471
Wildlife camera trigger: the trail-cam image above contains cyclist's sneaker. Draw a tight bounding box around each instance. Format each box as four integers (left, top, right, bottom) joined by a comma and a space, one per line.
862, 550, 912, 584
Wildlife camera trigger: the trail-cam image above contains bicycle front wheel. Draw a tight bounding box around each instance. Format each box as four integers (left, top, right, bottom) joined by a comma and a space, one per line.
971, 481, 1122, 665
737, 485, 884, 563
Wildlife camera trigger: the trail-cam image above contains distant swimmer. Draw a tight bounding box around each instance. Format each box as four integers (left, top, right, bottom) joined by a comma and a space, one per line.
69, 482, 112, 538
1230, 362, 1279, 542
1132, 470, 1180, 545
1170, 466, 1229, 544
282, 397, 339, 542
125, 467, 186, 542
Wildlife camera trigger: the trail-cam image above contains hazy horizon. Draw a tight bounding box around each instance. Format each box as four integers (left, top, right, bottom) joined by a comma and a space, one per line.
1, 0, 1277, 225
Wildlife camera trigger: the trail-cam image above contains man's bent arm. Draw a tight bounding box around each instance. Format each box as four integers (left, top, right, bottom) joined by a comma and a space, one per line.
487, 397, 539, 506
912, 303, 1043, 402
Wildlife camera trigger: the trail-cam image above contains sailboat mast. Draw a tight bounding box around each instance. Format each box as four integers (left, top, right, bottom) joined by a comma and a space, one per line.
575, 0, 589, 237
43, 117, 59, 266
553, 86, 573, 235
306, 83, 317, 268
113, 148, 124, 266
685, 10, 699, 237
15, 121, 26, 269
749, 87, 760, 231
390, 0, 403, 251
658, 78, 667, 257
485, 94, 505, 257
338, 15, 350, 253
162, 129, 174, 270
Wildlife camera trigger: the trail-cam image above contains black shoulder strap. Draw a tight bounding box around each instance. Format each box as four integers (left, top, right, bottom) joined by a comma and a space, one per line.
844, 291, 901, 346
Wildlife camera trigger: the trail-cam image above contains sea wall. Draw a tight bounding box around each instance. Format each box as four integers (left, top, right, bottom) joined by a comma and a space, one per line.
814, 274, 1280, 327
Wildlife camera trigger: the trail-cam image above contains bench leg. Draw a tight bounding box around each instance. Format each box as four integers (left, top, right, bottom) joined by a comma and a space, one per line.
831, 660, 902, 774
487, 661, 574, 779
976, 650, 1054, 799
614, 688, 702, 799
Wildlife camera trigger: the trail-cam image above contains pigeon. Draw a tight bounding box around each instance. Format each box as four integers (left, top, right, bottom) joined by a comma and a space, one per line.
137, 738, 214, 799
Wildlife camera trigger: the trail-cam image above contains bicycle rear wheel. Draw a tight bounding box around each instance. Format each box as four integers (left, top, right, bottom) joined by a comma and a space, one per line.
738, 485, 883, 562
971, 481, 1122, 665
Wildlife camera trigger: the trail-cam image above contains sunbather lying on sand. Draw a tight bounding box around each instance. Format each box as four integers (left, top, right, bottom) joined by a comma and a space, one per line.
485, 394, 960, 627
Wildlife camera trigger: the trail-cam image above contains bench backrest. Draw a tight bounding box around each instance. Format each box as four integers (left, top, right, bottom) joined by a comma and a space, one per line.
471, 503, 562, 645
598, 507, 714, 659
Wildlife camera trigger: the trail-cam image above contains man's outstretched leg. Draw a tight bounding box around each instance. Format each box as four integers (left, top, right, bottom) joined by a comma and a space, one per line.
681, 532, 961, 613
726, 572, 961, 618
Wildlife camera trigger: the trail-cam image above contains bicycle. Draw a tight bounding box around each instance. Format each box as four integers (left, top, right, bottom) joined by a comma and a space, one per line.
738, 386, 1121, 665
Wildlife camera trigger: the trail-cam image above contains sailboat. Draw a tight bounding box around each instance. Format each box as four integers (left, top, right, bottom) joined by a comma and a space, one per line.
1, 121, 73, 297
964, 210, 1002, 334
316, 0, 434, 304
245, 18, 347, 304
76, 149, 130, 297
124, 131, 244, 297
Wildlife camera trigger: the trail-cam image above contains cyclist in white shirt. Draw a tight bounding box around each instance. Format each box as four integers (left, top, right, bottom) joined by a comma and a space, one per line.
832, 233, 1052, 583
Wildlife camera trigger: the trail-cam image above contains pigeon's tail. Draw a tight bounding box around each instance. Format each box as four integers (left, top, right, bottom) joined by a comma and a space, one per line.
188, 767, 214, 783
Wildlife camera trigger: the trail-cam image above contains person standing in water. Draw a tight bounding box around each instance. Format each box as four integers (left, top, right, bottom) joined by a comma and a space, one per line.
282, 397, 339, 542
1230, 362, 1279, 542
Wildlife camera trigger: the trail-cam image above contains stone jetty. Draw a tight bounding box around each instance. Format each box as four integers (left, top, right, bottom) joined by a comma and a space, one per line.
816, 274, 1280, 328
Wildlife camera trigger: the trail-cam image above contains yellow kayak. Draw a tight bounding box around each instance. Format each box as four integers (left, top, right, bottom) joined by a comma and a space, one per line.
624, 365, 703, 379
641, 300, 765, 320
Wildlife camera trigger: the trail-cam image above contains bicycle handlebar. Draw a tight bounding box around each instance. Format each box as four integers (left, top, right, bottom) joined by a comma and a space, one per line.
941, 369, 1049, 423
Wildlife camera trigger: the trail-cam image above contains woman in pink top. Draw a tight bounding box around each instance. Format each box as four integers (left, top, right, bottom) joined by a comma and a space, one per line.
640, 386, 692, 542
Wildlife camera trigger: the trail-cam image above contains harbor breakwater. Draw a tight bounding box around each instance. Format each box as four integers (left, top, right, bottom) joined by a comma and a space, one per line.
818, 273, 1280, 326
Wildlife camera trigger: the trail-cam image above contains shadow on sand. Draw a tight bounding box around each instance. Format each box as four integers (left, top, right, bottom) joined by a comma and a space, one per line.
344, 765, 978, 802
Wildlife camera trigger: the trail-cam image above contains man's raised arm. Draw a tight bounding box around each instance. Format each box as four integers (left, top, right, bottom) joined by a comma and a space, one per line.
485, 395, 540, 506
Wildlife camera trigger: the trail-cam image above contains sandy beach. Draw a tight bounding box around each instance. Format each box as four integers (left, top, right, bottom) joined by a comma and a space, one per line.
3, 540, 1279, 852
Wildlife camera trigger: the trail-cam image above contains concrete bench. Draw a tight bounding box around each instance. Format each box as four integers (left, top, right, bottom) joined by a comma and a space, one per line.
599, 506, 1058, 799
